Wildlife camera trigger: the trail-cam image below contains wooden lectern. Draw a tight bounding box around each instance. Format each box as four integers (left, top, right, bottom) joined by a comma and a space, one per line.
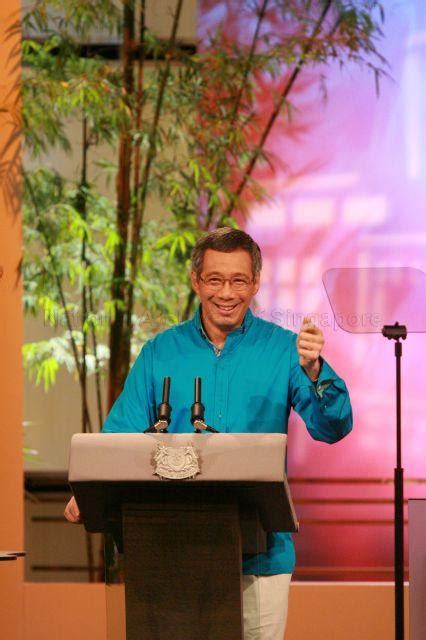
69, 432, 298, 640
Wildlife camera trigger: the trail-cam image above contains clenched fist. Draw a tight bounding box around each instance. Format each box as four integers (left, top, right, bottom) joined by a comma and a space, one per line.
64, 496, 82, 524
297, 316, 324, 381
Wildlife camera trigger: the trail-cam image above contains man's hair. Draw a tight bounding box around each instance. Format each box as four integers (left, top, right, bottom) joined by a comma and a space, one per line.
191, 227, 262, 276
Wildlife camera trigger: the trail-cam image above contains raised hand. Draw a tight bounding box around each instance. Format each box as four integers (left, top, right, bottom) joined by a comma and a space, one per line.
297, 316, 324, 381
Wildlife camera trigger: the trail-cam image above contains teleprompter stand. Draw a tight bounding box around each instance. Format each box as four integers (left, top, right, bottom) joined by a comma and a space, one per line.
323, 266, 426, 640
382, 322, 406, 640
69, 432, 298, 640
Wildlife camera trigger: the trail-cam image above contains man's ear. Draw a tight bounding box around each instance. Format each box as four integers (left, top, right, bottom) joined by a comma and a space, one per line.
190, 271, 200, 295
253, 273, 260, 296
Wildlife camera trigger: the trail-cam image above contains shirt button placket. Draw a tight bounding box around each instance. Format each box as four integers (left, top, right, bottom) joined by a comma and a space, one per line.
216, 360, 229, 432
215, 360, 223, 431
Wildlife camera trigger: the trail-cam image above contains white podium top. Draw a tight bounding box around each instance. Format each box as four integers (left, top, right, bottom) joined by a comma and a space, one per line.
69, 432, 287, 483
68, 432, 298, 535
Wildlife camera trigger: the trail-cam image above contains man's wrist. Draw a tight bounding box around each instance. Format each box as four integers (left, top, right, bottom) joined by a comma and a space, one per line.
302, 359, 321, 382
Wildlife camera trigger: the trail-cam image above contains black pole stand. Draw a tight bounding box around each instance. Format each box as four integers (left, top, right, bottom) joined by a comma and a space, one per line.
382, 322, 407, 640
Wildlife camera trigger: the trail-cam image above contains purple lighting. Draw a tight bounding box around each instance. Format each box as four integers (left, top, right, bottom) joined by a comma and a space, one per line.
199, 0, 426, 579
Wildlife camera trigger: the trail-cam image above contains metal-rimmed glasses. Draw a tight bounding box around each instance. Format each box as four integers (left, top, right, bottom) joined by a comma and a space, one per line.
198, 275, 254, 292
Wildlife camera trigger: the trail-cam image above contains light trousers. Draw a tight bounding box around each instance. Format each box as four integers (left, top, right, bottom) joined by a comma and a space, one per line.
242, 574, 292, 640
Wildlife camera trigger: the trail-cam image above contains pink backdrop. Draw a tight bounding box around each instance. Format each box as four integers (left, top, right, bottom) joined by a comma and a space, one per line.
200, 1, 426, 578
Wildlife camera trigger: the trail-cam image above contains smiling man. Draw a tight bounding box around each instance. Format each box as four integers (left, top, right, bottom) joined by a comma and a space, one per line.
190, 247, 260, 348
65, 227, 352, 640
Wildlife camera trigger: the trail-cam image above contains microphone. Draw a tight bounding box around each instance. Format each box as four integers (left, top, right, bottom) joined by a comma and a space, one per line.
158, 376, 172, 425
191, 377, 218, 433
144, 376, 171, 433
191, 377, 205, 425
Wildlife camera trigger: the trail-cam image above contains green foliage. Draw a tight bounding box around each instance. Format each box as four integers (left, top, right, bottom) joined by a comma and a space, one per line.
23, 0, 121, 38
22, 165, 187, 386
23, 342, 61, 391
22, 34, 128, 156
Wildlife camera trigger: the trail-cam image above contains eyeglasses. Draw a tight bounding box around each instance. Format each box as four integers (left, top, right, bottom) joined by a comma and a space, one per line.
199, 275, 254, 292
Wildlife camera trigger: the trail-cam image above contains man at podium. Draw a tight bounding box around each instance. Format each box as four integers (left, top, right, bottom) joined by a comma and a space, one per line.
65, 227, 352, 640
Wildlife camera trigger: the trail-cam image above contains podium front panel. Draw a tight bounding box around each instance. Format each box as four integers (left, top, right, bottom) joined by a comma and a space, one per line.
104, 502, 245, 640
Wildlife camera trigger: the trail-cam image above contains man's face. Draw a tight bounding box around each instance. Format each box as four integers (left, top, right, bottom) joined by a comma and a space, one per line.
191, 248, 260, 336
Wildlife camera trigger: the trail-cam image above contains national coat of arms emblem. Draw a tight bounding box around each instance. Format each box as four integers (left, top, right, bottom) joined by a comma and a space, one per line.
153, 442, 200, 480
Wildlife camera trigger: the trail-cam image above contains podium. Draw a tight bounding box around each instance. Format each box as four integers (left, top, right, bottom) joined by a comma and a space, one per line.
69, 432, 298, 640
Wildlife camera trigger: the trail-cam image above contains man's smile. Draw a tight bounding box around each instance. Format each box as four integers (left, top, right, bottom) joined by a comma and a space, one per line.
213, 302, 239, 313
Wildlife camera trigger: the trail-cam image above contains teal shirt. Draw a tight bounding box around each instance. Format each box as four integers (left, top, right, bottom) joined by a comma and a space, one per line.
103, 307, 353, 574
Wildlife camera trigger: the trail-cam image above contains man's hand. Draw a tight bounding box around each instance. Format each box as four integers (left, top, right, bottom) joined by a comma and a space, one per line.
297, 316, 324, 381
64, 496, 82, 524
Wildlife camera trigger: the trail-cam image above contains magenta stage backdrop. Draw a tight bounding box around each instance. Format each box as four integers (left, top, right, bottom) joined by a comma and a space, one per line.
199, 1, 426, 579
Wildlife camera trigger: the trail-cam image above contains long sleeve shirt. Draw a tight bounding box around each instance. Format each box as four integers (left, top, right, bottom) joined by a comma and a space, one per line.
103, 306, 353, 574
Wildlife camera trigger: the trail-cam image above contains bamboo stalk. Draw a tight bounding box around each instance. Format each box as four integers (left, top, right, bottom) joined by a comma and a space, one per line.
124, 0, 184, 348
80, 116, 90, 433
108, 0, 136, 409
88, 284, 104, 431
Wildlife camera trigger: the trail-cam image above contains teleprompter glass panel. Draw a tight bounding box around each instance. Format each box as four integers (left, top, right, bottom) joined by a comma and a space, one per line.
323, 267, 426, 333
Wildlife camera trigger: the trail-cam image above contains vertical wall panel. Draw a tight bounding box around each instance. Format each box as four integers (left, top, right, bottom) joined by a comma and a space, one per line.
0, 2, 24, 639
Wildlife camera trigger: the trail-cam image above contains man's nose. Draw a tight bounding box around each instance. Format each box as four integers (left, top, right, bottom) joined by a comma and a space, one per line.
218, 280, 234, 297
